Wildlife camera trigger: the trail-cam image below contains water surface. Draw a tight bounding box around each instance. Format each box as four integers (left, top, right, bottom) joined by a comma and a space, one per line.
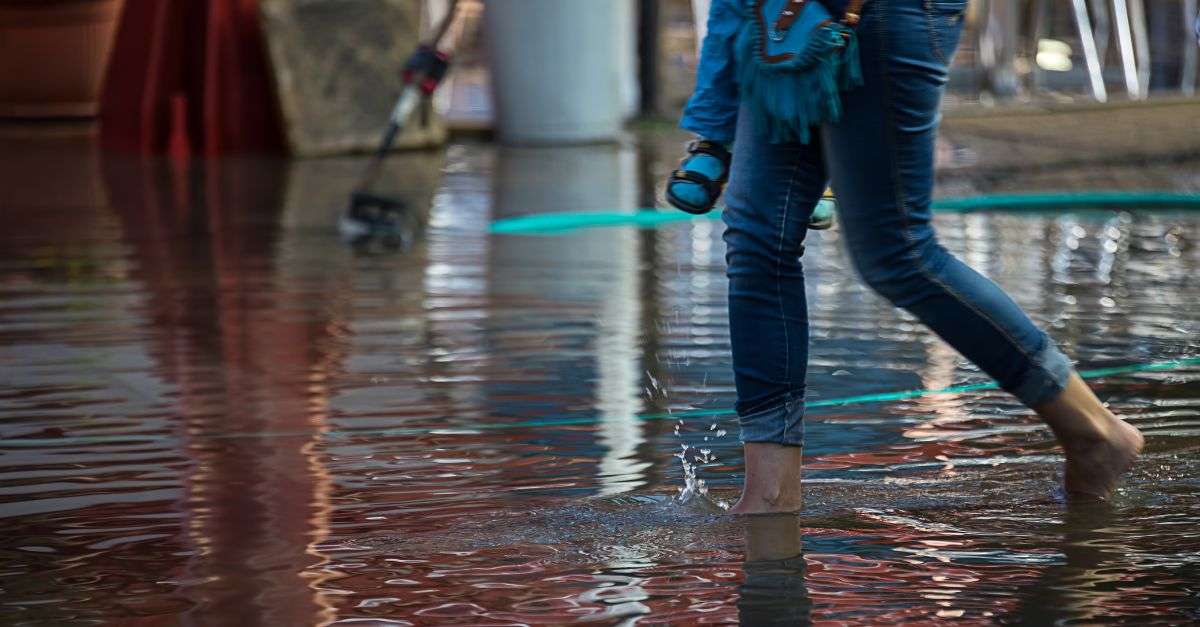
1, 136, 1198, 624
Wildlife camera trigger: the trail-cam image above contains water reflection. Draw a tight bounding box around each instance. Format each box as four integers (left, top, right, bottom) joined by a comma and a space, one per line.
739, 515, 812, 625
491, 144, 651, 496
1013, 504, 1159, 624
0, 126, 1198, 623
103, 156, 342, 624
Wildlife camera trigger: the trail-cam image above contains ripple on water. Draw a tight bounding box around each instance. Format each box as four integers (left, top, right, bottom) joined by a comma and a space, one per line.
1, 147, 1198, 623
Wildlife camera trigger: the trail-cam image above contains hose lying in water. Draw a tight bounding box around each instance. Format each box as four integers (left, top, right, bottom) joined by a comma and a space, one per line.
1, 356, 1196, 446
489, 191, 1200, 235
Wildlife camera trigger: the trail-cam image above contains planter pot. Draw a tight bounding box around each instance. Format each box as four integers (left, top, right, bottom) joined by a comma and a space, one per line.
484, 0, 628, 144
0, 0, 126, 118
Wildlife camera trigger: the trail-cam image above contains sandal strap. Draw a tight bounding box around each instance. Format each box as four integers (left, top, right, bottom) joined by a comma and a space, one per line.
671, 168, 725, 201
684, 139, 732, 176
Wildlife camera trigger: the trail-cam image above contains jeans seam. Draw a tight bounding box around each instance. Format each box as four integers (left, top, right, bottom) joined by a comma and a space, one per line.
776, 154, 803, 385
924, 0, 946, 64
876, 3, 1039, 367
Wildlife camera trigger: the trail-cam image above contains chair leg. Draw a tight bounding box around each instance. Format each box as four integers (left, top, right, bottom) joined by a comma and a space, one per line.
1072, 0, 1108, 101
1127, 0, 1150, 95
1089, 0, 1110, 63
1111, 0, 1141, 98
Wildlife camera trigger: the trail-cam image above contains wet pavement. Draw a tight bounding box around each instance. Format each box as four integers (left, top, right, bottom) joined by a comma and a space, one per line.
1, 123, 1198, 624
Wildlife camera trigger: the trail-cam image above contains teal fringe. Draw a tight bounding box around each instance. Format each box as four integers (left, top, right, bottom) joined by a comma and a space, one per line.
735, 19, 864, 144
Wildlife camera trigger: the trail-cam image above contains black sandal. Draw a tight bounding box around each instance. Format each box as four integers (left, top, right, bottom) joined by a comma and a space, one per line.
666, 140, 732, 215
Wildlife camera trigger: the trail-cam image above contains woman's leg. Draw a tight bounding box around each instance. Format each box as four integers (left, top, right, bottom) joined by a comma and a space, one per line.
722, 104, 827, 513
822, 0, 1140, 499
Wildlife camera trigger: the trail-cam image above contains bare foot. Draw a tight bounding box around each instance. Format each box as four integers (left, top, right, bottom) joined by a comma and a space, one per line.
1062, 417, 1144, 501
1036, 373, 1144, 501
728, 442, 803, 515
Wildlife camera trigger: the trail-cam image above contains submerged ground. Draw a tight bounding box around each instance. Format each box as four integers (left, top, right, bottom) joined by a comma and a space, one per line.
1, 117, 1198, 624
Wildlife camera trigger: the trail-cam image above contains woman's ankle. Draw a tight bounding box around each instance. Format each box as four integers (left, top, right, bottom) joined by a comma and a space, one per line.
730, 442, 803, 514
1034, 373, 1118, 445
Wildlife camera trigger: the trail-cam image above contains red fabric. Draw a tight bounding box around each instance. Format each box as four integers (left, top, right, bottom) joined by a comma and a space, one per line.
100, 0, 285, 155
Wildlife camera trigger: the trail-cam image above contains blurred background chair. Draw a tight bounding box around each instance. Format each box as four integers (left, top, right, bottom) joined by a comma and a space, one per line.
978, 0, 1197, 102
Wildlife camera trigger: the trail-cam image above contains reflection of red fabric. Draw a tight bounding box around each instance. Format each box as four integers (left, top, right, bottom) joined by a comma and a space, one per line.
100, 0, 284, 155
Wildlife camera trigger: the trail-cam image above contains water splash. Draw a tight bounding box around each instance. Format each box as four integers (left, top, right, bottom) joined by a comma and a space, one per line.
674, 432, 729, 510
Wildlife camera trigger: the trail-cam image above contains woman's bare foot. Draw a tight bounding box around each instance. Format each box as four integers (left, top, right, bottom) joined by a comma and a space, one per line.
728, 442, 803, 515
1035, 373, 1144, 501
1061, 417, 1144, 500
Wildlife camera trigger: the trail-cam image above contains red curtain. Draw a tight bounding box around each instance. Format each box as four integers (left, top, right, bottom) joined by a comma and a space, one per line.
100, 0, 285, 156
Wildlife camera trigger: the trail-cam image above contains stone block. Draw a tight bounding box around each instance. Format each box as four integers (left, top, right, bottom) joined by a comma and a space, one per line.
260, 0, 447, 156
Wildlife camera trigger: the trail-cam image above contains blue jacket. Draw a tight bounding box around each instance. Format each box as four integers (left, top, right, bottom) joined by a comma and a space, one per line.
680, 0, 850, 142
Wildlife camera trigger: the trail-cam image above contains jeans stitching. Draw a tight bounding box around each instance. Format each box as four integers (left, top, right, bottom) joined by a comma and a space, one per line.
776, 153, 803, 385
875, 2, 1040, 368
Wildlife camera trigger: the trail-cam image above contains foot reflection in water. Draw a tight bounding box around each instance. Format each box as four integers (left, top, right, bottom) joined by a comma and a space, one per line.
739, 514, 813, 625
1013, 503, 1147, 624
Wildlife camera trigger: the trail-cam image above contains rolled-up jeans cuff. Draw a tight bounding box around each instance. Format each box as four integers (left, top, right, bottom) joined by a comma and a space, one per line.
739, 396, 805, 446
1009, 339, 1073, 407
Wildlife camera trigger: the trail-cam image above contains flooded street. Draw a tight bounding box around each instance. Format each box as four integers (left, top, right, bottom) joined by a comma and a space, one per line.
1, 132, 1198, 624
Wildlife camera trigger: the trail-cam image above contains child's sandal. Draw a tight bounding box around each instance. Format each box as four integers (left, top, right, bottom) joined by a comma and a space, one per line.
809, 187, 837, 230
666, 139, 732, 215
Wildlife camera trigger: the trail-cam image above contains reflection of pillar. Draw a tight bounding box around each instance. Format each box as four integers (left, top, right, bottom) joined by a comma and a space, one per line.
902, 215, 977, 445
105, 156, 342, 625
635, 141, 671, 479
491, 144, 649, 495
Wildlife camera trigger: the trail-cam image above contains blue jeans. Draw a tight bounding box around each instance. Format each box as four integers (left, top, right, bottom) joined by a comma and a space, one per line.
723, 0, 1072, 446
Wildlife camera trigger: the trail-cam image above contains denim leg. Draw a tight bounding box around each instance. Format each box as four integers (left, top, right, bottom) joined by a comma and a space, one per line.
723, 104, 827, 446
822, 0, 1071, 407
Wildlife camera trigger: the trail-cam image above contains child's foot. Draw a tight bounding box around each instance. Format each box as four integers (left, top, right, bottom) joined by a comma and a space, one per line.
808, 189, 837, 230
666, 140, 731, 215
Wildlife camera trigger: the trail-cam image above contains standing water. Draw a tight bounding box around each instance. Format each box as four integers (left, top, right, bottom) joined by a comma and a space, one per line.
1, 137, 1199, 624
